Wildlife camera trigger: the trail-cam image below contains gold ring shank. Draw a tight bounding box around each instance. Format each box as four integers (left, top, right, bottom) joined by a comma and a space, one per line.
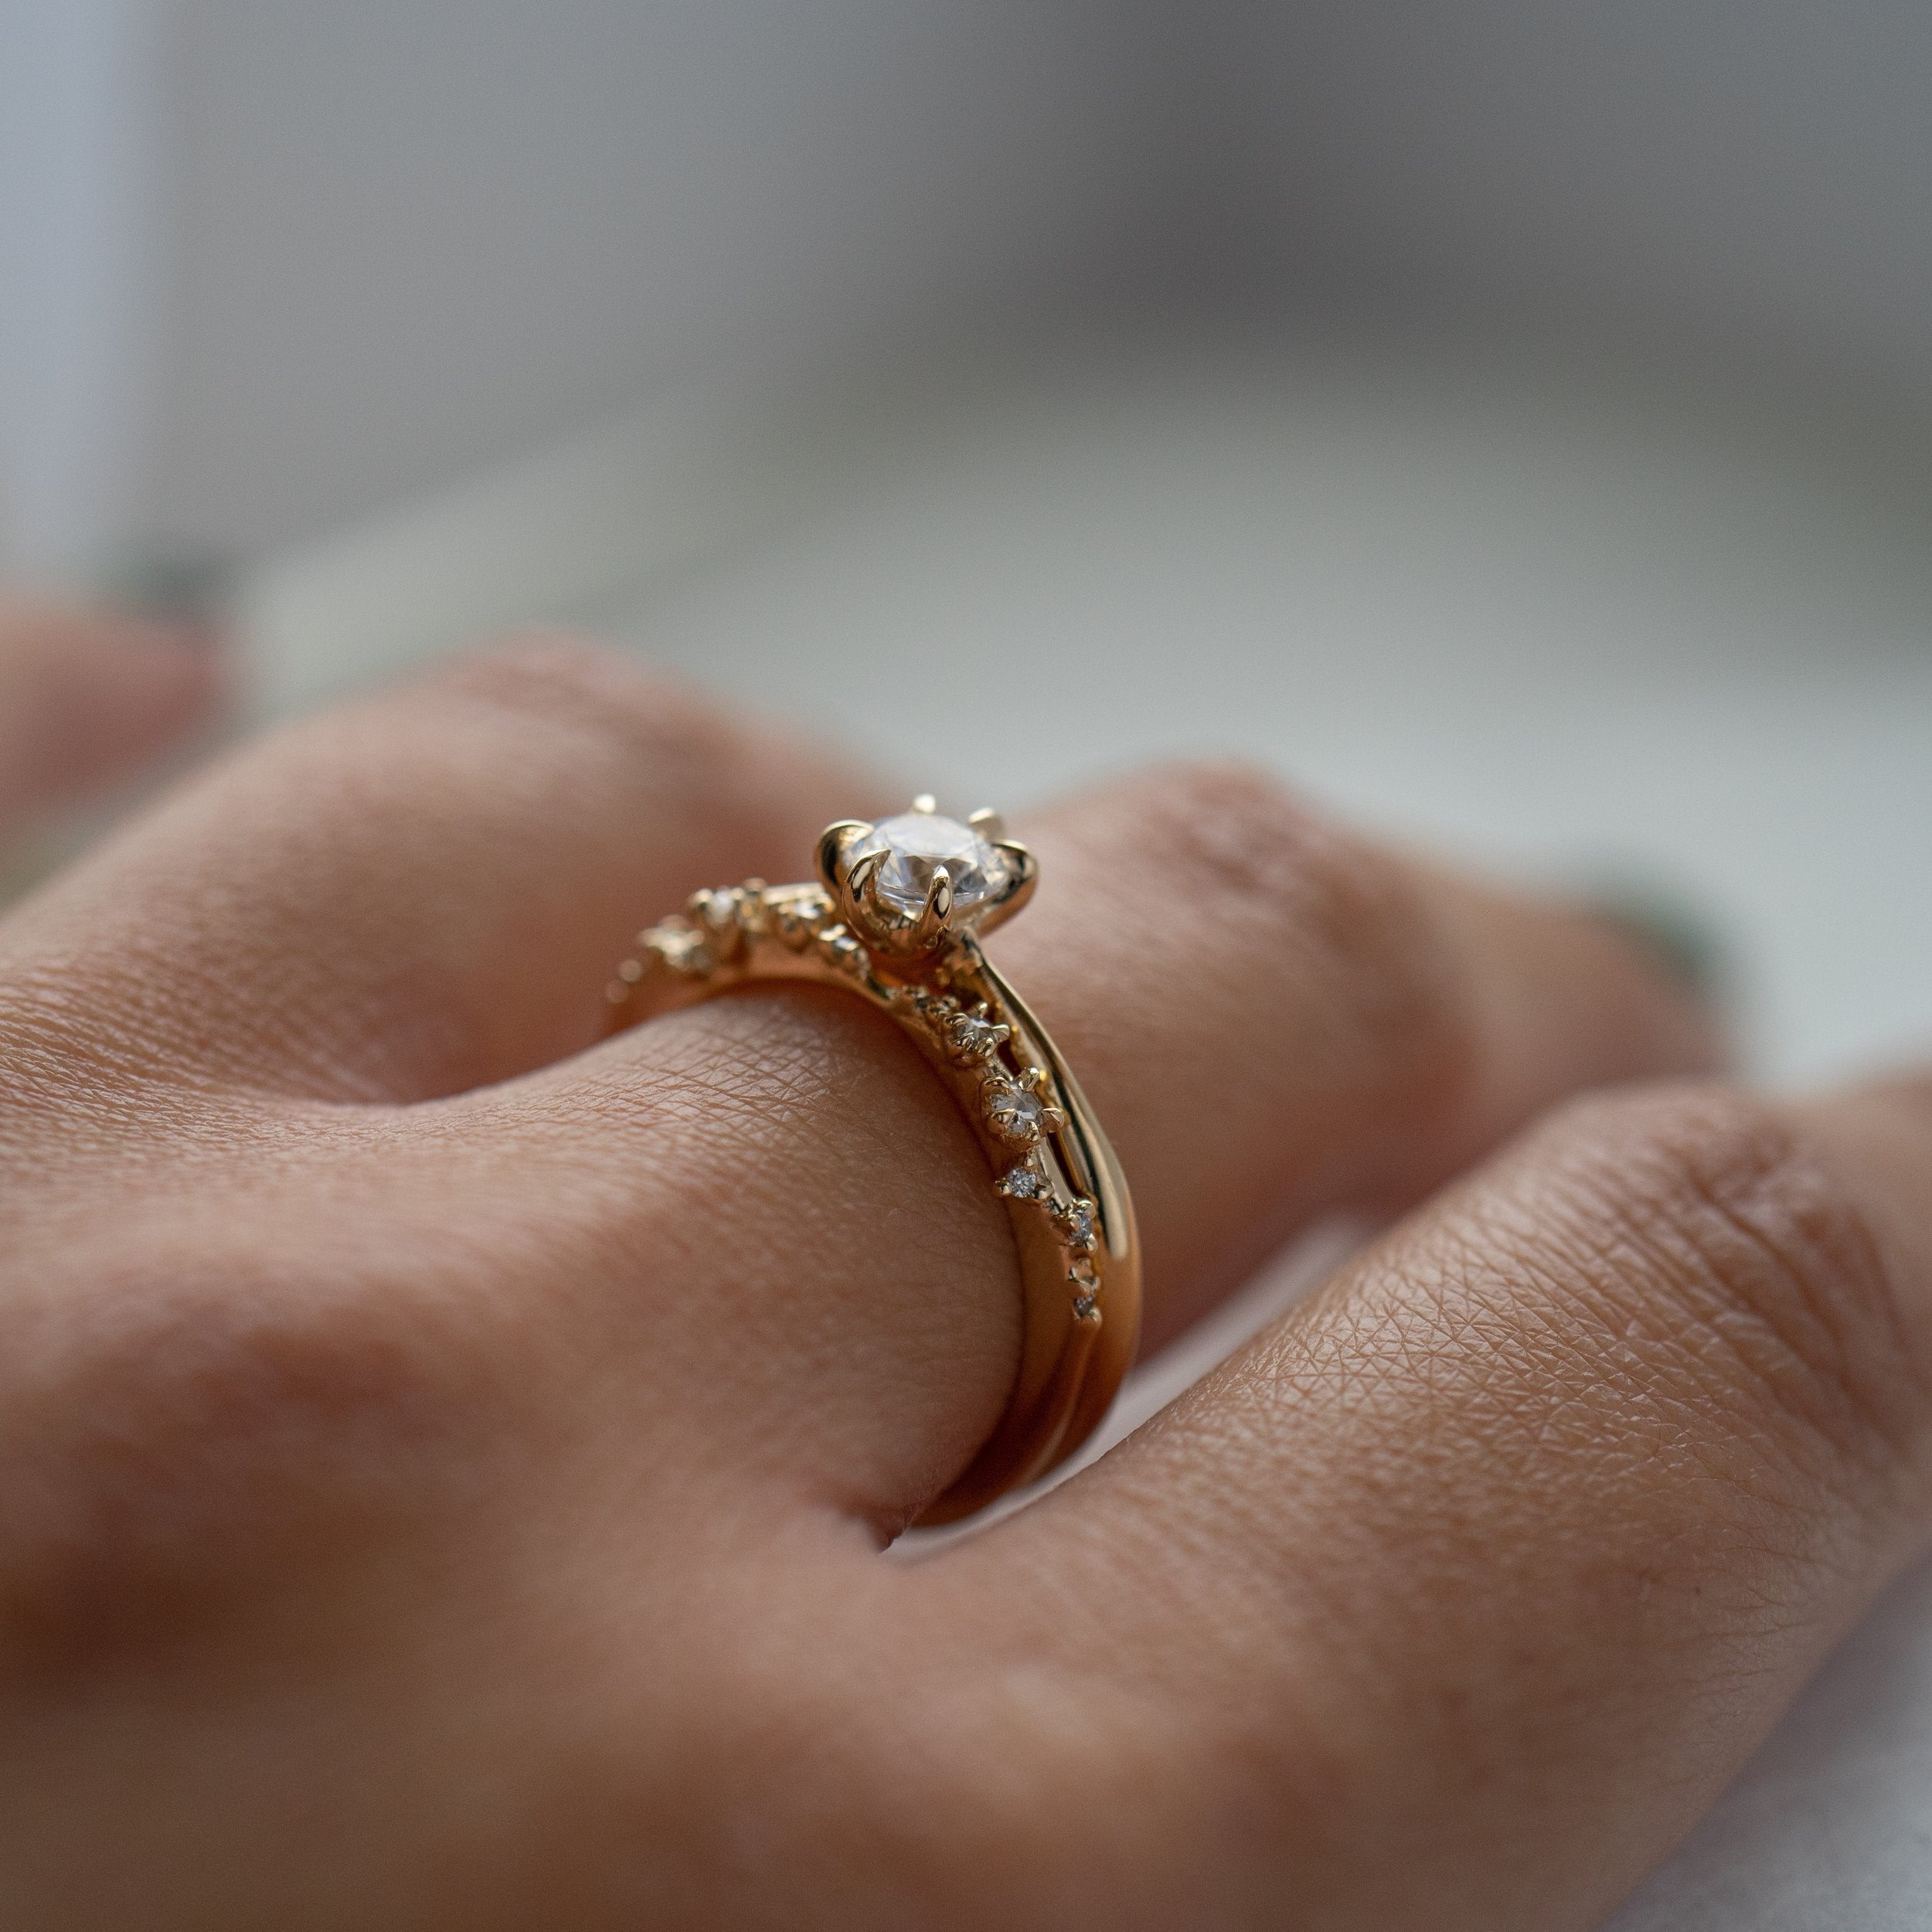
606, 879, 1141, 1526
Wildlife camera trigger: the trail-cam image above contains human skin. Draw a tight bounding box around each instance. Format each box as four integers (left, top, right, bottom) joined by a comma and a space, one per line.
1, 631, 1929, 1929
0, 596, 220, 826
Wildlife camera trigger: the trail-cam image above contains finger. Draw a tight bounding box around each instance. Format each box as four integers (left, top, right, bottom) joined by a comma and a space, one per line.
992, 770, 1725, 1352
532, 764, 1720, 1525
0, 598, 222, 827
0, 635, 878, 1103
950, 1074, 1932, 1930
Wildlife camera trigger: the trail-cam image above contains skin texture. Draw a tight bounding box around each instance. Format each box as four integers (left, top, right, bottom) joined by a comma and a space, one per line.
1, 628, 1929, 1930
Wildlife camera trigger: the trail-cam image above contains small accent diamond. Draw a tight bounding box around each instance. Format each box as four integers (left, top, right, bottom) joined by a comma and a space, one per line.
650, 927, 713, 975
944, 1009, 1009, 1062
1072, 1291, 1100, 1321
1055, 1199, 1097, 1250
985, 1080, 1046, 1142
687, 887, 751, 961
770, 889, 831, 950
996, 1164, 1047, 1200
816, 925, 865, 971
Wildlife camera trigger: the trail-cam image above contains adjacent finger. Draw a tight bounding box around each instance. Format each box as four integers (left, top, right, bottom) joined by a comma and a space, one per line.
532, 764, 1721, 1524
0, 598, 222, 827
992, 769, 1725, 1353
950, 1074, 1932, 1930
0, 636, 878, 1103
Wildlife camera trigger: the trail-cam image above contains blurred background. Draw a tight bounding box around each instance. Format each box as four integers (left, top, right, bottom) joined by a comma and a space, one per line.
4, 4, 1931, 1923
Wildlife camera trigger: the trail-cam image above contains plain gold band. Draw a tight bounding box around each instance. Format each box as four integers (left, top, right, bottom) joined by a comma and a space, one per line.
606, 880, 1141, 1526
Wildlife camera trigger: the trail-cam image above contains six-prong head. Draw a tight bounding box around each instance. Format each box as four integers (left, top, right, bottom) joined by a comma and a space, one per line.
818, 798, 1035, 959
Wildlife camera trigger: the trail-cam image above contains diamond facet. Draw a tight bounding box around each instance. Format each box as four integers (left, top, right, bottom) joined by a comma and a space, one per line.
848, 811, 1009, 920
997, 1164, 1047, 1199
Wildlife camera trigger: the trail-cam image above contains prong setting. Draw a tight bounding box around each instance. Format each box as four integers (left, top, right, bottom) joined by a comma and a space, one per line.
822, 797, 1025, 960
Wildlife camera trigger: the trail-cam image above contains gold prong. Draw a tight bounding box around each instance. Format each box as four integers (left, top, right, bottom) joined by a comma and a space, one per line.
845, 846, 893, 935
968, 807, 1005, 839
910, 793, 937, 814
815, 819, 871, 894
912, 865, 954, 949
975, 840, 1038, 937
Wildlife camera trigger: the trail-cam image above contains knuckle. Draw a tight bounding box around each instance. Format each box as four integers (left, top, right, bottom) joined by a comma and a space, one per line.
430, 631, 823, 869
1532, 1080, 1923, 1492
1115, 760, 1473, 1107
436, 631, 745, 784
1116, 760, 1328, 920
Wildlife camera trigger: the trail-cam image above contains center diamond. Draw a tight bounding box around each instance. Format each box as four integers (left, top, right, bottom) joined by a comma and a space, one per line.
849, 811, 1009, 919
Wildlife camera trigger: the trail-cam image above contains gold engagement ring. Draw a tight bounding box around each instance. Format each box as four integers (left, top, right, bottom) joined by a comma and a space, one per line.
604, 796, 1141, 1524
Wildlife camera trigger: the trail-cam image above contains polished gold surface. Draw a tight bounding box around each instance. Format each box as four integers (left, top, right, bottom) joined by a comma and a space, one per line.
604, 798, 1141, 1526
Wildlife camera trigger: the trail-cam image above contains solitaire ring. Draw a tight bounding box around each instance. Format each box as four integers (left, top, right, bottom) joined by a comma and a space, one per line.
604, 796, 1141, 1525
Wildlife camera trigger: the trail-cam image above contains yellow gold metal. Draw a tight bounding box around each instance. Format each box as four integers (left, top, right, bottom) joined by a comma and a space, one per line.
604, 798, 1141, 1525
979, 841, 1037, 935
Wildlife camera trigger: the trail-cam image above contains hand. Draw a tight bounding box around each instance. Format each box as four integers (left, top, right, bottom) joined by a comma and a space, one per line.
0, 593, 222, 836
1, 636, 1925, 1930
